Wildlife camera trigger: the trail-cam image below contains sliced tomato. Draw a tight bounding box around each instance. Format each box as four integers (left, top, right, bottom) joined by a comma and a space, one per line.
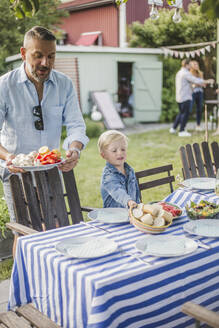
36, 154, 42, 160
47, 159, 56, 164
41, 161, 49, 165
41, 152, 53, 161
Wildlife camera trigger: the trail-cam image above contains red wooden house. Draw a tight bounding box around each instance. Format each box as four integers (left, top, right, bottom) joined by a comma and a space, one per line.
58, 0, 191, 47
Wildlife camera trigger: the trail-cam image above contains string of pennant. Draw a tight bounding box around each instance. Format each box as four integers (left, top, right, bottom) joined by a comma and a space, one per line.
162, 41, 217, 58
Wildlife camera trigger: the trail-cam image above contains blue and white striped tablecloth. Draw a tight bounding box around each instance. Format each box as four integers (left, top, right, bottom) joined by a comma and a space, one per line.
8, 188, 219, 328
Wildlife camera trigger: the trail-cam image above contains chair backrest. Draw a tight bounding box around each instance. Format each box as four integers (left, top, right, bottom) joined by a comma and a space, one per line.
9, 167, 84, 232
179, 141, 219, 179
135, 164, 175, 202
0, 303, 61, 328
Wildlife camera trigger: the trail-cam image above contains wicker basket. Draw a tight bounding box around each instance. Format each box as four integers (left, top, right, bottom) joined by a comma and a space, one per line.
129, 207, 172, 234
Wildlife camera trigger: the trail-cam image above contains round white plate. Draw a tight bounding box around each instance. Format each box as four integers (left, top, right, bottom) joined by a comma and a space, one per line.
184, 220, 219, 237
182, 177, 216, 190
88, 208, 129, 224
13, 159, 65, 171
55, 236, 118, 258
135, 235, 197, 257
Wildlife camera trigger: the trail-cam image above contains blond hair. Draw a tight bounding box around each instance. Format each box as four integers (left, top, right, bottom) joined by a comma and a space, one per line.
98, 130, 128, 153
190, 60, 203, 79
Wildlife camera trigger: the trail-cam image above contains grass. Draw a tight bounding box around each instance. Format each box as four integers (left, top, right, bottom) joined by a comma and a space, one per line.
0, 258, 13, 281
0, 125, 216, 280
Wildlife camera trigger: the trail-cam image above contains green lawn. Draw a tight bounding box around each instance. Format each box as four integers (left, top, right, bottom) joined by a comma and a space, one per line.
0, 126, 217, 280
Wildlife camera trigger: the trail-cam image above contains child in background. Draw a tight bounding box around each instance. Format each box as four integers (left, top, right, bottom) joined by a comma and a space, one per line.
98, 130, 140, 208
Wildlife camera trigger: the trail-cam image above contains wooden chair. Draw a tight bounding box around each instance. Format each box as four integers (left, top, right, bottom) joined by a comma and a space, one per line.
0, 303, 61, 328
182, 301, 219, 328
135, 164, 175, 202
179, 141, 219, 180
6, 167, 93, 235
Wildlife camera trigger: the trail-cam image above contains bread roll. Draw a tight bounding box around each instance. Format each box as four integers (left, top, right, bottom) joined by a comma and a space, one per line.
153, 217, 165, 227
132, 207, 143, 219
140, 214, 153, 225
143, 204, 159, 216
162, 210, 173, 223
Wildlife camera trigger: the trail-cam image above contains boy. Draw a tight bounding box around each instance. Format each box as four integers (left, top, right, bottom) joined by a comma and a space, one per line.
98, 130, 140, 208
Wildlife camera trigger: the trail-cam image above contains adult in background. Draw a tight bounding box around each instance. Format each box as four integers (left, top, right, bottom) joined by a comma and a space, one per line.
190, 60, 205, 132
169, 59, 214, 137
0, 26, 89, 256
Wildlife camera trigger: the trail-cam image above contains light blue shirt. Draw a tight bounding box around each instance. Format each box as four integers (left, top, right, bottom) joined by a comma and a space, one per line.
175, 67, 204, 103
0, 63, 89, 179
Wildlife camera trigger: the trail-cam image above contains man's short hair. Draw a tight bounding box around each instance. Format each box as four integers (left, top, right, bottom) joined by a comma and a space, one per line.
98, 130, 128, 153
23, 26, 56, 47
182, 59, 190, 67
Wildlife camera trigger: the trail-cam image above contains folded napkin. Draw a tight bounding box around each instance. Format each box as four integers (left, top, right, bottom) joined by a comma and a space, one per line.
67, 237, 117, 258
191, 220, 219, 237
96, 208, 128, 223
145, 236, 186, 256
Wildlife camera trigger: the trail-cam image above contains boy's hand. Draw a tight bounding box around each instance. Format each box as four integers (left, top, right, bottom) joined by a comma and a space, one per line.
128, 200, 137, 208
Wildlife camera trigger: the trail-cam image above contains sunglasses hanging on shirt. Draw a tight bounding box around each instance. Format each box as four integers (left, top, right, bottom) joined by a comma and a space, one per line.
33, 104, 44, 130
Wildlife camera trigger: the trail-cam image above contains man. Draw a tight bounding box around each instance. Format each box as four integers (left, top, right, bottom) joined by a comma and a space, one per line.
169, 59, 214, 137
0, 26, 89, 255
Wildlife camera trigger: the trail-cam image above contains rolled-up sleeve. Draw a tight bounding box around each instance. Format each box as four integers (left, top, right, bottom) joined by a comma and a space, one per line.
62, 79, 89, 150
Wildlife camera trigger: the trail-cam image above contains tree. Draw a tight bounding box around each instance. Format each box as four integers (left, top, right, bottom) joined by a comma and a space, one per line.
9, 0, 40, 19
200, 0, 219, 19
129, 3, 216, 122
0, 0, 66, 74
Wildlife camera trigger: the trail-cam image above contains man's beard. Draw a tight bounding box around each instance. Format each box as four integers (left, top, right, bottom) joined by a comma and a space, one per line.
25, 61, 49, 83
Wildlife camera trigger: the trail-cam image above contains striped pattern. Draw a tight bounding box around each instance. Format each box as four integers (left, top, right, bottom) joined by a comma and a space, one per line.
8, 188, 219, 327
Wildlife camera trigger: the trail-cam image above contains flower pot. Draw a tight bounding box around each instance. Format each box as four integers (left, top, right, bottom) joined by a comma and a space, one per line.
0, 230, 13, 260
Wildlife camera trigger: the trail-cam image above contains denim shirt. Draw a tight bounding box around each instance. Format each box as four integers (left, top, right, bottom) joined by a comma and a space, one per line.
101, 162, 141, 208
0, 63, 89, 181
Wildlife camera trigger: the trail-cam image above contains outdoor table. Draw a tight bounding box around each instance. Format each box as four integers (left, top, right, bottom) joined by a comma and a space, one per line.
204, 99, 219, 139
8, 188, 219, 328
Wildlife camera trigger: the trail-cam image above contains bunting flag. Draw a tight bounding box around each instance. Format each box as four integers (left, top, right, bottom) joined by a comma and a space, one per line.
162, 41, 217, 59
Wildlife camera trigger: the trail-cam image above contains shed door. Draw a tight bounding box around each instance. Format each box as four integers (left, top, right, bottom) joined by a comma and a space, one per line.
133, 62, 162, 122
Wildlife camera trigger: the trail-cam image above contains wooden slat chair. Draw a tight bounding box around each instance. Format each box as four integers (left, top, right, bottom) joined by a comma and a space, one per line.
0, 303, 61, 328
135, 164, 175, 202
182, 301, 219, 328
6, 167, 93, 235
179, 141, 219, 180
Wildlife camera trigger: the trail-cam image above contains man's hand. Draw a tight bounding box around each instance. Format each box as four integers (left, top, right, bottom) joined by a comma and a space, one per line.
6, 154, 26, 173
58, 149, 79, 172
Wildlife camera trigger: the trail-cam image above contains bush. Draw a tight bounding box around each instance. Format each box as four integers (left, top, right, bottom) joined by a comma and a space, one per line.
84, 118, 105, 139
160, 57, 181, 122
0, 198, 10, 238
61, 117, 105, 141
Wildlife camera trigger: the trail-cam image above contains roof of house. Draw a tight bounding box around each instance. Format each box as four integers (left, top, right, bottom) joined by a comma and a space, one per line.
59, 0, 114, 11
6, 46, 163, 63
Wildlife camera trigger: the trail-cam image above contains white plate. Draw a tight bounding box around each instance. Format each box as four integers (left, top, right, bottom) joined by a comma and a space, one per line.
184, 220, 219, 237
135, 235, 197, 257
182, 177, 216, 190
88, 208, 129, 224
55, 236, 118, 258
13, 159, 65, 171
